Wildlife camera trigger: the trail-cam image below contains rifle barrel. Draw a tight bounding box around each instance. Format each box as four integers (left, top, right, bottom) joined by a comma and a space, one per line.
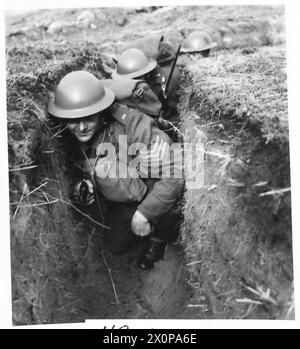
165, 44, 181, 96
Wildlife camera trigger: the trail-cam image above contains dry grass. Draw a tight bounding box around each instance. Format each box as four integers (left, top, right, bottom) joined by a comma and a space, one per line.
9, 119, 100, 324
186, 46, 288, 145
6, 6, 285, 53
180, 43, 293, 319
107, 5, 285, 53
7, 40, 112, 324
6, 5, 291, 323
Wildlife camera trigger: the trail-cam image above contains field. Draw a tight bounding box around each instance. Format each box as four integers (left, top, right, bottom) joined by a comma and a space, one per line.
5, 5, 293, 324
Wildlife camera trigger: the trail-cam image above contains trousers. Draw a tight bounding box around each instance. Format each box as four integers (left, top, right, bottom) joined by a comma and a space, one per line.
103, 200, 183, 255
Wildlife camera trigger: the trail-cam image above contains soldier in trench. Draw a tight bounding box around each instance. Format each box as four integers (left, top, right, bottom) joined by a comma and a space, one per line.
110, 34, 182, 141
180, 31, 218, 57
47, 70, 184, 270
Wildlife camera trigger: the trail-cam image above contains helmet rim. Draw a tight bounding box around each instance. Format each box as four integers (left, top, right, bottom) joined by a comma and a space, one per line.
112, 58, 157, 79
181, 30, 217, 53
181, 41, 217, 53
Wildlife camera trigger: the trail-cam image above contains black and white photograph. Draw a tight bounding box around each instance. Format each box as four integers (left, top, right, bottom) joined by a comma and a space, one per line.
3, 1, 296, 327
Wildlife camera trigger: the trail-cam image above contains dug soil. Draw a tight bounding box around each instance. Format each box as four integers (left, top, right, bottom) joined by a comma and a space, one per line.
6, 6, 292, 324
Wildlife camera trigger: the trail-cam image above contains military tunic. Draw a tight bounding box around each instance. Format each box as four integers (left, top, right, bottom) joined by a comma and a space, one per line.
77, 103, 184, 253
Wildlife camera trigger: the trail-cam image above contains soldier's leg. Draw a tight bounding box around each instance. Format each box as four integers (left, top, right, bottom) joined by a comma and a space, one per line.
152, 200, 183, 242
137, 200, 183, 270
104, 202, 141, 255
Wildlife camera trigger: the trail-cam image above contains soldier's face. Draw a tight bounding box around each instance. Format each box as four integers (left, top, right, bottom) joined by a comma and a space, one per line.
66, 114, 105, 143
135, 68, 157, 82
200, 49, 210, 57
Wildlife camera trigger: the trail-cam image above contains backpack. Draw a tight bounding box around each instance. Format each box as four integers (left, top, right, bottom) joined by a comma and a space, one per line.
102, 78, 181, 142
102, 78, 162, 117
119, 34, 176, 65
114, 33, 181, 112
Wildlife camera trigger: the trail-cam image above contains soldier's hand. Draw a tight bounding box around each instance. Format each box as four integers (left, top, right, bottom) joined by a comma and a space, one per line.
131, 210, 152, 237
73, 179, 95, 205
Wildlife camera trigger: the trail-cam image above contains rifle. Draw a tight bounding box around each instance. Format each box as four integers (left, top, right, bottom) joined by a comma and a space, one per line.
161, 44, 181, 100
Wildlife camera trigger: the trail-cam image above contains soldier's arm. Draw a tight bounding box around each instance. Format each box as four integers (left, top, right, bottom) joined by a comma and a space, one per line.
128, 112, 184, 224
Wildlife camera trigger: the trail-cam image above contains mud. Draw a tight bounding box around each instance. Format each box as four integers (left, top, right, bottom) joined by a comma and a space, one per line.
71, 242, 190, 321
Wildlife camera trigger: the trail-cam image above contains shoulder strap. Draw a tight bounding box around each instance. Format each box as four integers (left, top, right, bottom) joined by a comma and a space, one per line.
105, 78, 162, 118
109, 103, 131, 125
124, 81, 162, 117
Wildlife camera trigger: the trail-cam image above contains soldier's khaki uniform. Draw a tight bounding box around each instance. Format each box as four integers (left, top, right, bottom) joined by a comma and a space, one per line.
77, 103, 184, 253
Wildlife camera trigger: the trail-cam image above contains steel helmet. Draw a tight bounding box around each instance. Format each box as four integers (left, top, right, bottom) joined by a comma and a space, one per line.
113, 48, 157, 79
48, 71, 115, 119
181, 31, 217, 53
